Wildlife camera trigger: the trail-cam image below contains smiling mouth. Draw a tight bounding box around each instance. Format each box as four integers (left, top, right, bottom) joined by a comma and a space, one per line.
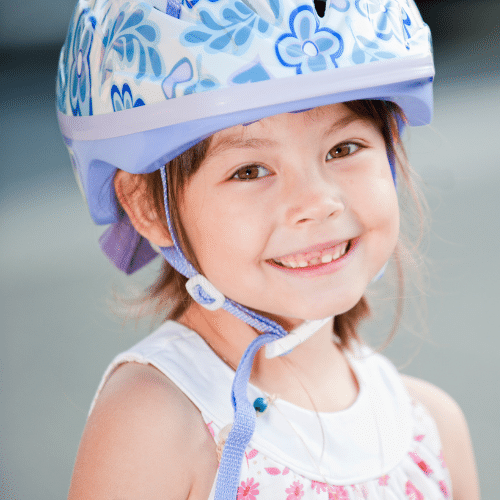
270, 240, 352, 269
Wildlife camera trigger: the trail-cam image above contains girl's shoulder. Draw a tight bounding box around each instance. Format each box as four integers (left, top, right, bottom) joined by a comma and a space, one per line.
67, 361, 218, 500
401, 375, 480, 500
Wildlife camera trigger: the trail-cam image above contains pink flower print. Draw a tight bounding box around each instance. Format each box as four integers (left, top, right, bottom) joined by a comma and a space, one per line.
328, 485, 350, 500
414, 434, 425, 442
409, 451, 433, 476
265, 467, 281, 475
286, 480, 304, 500
439, 480, 450, 498
438, 450, 447, 468
311, 480, 329, 493
206, 421, 215, 438
282, 467, 290, 475
237, 478, 259, 500
378, 474, 389, 486
245, 449, 258, 467
405, 480, 424, 500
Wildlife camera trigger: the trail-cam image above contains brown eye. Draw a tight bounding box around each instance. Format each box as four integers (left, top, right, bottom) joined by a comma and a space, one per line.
232, 165, 270, 180
326, 142, 360, 160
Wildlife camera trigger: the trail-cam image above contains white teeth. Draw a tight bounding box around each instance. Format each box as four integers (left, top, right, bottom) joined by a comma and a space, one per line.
273, 240, 350, 268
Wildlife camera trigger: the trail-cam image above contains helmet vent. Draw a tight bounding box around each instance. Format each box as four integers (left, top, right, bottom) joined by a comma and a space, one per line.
313, 0, 326, 18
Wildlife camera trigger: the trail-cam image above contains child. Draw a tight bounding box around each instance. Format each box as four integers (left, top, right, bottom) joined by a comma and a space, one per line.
57, 0, 480, 498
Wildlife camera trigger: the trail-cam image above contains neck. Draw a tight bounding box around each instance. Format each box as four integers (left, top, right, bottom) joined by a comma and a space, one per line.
178, 304, 359, 412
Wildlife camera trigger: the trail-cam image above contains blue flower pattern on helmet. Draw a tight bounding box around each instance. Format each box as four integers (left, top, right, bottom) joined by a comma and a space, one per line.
57, 5, 76, 114
162, 58, 194, 99
230, 59, 271, 83
162, 55, 220, 98
355, 0, 399, 41
329, 0, 350, 12
275, 6, 343, 74
346, 0, 418, 64
100, 4, 163, 82
400, 4, 427, 49
111, 83, 145, 111
68, 9, 96, 116
348, 17, 395, 64
184, 55, 220, 94
57, 0, 430, 118
179, 0, 220, 9
181, 0, 277, 55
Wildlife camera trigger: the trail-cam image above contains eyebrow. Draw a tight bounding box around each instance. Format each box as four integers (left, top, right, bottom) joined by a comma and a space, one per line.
206, 111, 364, 159
205, 136, 278, 160
321, 113, 363, 139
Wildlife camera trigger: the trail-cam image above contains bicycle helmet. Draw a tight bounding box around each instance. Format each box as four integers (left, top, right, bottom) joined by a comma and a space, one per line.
56, 0, 434, 497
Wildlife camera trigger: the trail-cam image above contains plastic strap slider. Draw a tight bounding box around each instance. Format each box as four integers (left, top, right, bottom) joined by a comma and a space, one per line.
185, 274, 225, 311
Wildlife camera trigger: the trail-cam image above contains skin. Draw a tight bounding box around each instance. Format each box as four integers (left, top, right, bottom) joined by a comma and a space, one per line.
177, 106, 399, 323
67, 104, 480, 499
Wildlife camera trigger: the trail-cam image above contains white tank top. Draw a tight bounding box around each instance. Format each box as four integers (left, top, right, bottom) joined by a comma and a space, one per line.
91, 321, 452, 499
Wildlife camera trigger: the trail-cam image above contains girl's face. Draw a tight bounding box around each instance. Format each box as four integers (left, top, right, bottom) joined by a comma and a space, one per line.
179, 103, 399, 324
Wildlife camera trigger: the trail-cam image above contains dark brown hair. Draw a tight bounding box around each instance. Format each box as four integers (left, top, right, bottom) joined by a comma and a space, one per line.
118, 100, 425, 349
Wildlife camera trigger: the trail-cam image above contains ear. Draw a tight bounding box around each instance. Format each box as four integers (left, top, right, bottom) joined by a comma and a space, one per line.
114, 170, 174, 247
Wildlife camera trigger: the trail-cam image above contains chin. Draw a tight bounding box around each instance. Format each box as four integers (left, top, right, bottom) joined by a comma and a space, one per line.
264, 297, 363, 325
301, 288, 367, 320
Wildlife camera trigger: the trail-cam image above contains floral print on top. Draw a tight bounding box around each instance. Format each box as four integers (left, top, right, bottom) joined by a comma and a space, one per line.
207, 399, 451, 499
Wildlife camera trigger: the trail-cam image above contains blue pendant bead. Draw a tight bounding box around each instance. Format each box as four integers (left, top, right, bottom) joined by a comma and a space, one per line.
253, 397, 268, 413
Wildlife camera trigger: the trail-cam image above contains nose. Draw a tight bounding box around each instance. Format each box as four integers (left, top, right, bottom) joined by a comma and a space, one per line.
283, 170, 345, 226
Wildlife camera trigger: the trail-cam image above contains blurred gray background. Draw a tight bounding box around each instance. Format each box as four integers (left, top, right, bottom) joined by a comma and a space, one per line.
1, 0, 498, 498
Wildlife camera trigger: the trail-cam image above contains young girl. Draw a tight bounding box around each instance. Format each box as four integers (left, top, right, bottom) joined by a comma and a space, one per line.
57, 0, 480, 498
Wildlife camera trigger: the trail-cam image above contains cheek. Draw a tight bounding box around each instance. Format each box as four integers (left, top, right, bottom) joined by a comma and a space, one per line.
179, 189, 268, 277
349, 172, 399, 240
370, 182, 400, 254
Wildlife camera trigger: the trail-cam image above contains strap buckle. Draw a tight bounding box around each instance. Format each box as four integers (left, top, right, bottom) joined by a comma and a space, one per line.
185, 274, 225, 311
